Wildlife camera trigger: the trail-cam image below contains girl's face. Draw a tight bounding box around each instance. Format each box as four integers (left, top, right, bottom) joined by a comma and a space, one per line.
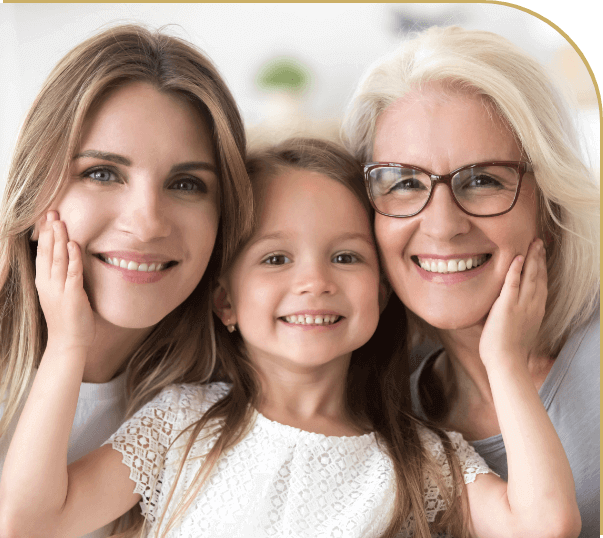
220, 168, 381, 372
372, 87, 540, 331
49, 82, 220, 329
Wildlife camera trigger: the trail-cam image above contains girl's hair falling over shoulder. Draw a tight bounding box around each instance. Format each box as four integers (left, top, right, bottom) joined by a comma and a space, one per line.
0, 23, 253, 459
342, 25, 600, 357
141, 138, 467, 538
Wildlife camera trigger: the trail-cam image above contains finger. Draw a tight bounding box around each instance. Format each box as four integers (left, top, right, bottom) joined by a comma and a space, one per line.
65, 241, 85, 293
500, 255, 523, 304
50, 220, 69, 284
535, 241, 548, 311
518, 240, 540, 304
35, 212, 56, 281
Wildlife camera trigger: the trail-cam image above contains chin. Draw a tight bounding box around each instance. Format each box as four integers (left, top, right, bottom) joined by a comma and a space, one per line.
411, 304, 489, 332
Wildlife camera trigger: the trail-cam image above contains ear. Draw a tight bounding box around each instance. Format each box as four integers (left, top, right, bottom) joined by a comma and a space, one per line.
212, 279, 237, 327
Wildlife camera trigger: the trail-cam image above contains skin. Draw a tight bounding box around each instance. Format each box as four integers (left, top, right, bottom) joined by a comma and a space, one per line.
215, 168, 381, 435
38, 82, 220, 382
372, 85, 553, 440
0, 161, 580, 538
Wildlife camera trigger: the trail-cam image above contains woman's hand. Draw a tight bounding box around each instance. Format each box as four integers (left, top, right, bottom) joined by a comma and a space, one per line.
479, 238, 547, 369
35, 211, 95, 351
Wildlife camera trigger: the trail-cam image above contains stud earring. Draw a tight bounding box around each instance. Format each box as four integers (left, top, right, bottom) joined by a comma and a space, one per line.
227, 324, 236, 333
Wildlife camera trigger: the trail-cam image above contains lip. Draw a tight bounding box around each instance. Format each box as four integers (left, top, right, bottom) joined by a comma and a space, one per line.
278, 317, 344, 332
93, 255, 175, 284
413, 255, 491, 284
413, 253, 490, 260
96, 250, 178, 264
281, 309, 342, 317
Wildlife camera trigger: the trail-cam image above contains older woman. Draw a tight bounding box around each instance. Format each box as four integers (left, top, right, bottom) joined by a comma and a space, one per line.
343, 26, 599, 538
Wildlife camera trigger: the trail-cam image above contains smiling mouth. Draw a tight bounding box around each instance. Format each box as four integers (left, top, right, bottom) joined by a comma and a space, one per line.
280, 314, 343, 326
412, 254, 492, 274
95, 254, 178, 272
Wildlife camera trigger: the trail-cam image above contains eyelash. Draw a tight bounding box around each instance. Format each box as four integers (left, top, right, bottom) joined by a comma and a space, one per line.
260, 252, 361, 266
332, 252, 360, 264
81, 167, 208, 194
261, 254, 291, 266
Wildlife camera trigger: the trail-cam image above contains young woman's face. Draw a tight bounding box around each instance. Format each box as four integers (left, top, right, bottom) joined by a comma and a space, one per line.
223, 168, 381, 371
372, 87, 540, 331
50, 82, 220, 329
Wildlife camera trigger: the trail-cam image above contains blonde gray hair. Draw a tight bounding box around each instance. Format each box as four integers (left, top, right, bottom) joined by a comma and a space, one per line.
342, 26, 599, 356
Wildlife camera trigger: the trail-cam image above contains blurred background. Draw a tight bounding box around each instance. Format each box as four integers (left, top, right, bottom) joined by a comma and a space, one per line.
0, 2, 600, 194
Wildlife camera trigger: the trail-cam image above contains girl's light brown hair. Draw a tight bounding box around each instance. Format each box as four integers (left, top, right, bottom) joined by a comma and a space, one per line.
0, 23, 253, 533
149, 138, 467, 538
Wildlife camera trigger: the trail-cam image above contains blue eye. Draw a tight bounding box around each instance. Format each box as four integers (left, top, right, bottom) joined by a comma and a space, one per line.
262, 254, 291, 265
170, 177, 208, 194
84, 167, 117, 183
332, 252, 359, 264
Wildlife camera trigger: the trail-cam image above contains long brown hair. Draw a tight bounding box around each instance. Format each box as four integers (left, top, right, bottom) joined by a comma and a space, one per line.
0, 23, 253, 532
149, 138, 467, 538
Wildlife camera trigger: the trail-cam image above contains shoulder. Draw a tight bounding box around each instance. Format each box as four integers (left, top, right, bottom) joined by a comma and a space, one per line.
417, 425, 493, 485
141, 382, 231, 425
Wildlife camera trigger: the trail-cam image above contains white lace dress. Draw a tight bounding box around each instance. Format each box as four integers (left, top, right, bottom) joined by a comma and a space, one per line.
104, 383, 491, 537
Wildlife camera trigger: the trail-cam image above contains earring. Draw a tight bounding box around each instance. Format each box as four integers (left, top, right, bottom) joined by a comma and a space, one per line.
227, 324, 236, 333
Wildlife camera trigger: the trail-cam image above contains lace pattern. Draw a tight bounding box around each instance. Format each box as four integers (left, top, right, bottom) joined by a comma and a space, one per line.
105, 383, 492, 537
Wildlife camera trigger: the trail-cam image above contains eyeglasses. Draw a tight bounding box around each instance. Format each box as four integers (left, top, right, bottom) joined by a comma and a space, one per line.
363, 161, 533, 218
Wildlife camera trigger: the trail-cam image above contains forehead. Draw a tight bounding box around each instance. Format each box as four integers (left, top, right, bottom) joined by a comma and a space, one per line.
373, 85, 521, 167
253, 168, 370, 233
80, 82, 212, 156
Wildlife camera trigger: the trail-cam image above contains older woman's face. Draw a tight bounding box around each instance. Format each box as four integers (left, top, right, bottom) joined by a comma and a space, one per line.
373, 87, 540, 331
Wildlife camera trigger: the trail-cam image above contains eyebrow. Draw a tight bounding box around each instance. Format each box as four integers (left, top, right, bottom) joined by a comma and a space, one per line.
248, 231, 375, 249
72, 151, 218, 175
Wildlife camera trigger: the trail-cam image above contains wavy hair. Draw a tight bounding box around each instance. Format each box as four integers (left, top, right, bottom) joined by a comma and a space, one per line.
0, 23, 253, 532
341, 25, 599, 357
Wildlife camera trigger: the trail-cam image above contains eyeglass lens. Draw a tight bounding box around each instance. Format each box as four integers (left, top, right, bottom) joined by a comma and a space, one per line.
368, 165, 520, 216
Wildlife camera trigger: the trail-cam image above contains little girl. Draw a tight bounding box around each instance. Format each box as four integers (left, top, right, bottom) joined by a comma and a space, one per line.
0, 139, 579, 538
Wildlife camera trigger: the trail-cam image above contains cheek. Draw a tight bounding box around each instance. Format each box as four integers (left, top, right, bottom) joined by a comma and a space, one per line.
374, 215, 413, 276
53, 192, 107, 245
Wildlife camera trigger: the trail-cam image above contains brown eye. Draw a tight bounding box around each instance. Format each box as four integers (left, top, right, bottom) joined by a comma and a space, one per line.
262, 254, 291, 265
332, 253, 358, 264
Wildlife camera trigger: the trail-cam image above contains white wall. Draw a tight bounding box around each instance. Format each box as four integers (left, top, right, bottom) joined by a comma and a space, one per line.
1, 3, 599, 193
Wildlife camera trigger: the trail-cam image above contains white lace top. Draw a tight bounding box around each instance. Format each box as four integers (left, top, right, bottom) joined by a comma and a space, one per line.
105, 383, 491, 537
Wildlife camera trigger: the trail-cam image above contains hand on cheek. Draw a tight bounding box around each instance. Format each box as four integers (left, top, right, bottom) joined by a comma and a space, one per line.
479, 238, 547, 370
35, 211, 96, 352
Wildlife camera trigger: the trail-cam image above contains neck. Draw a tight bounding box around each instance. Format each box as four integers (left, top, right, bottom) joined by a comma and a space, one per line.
436, 324, 494, 402
81, 314, 154, 383
252, 352, 363, 436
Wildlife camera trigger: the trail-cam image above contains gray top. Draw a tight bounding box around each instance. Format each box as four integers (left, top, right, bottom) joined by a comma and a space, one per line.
410, 308, 600, 538
0, 371, 128, 538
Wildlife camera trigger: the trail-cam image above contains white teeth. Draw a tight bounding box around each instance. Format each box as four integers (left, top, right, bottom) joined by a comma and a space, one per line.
99, 255, 169, 272
283, 314, 340, 325
418, 255, 488, 274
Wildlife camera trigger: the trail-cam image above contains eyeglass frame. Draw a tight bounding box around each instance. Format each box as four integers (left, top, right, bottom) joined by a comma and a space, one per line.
363, 161, 534, 218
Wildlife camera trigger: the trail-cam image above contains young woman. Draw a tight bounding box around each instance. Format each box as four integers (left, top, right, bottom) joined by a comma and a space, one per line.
0, 24, 252, 537
0, 138, 579, 538
342, 25, 599, 538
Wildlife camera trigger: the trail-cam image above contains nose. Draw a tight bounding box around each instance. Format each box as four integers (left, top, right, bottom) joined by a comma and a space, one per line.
118, 183, 172, 241
293, 260, 337, 297
418, 182, 471, 240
